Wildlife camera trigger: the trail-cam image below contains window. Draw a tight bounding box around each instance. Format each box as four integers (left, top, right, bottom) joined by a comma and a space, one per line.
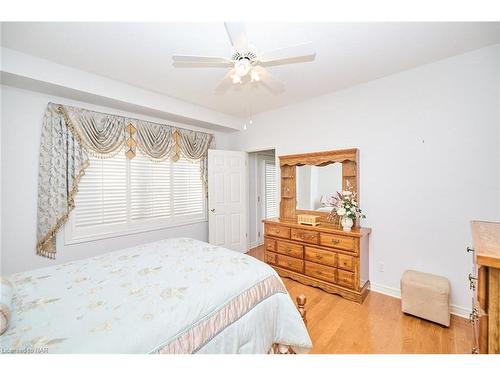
264, 160, 278, 218
66, 151, 206, 243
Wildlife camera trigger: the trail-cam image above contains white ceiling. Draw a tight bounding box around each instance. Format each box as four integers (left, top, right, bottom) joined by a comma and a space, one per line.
2, 22, 500, 117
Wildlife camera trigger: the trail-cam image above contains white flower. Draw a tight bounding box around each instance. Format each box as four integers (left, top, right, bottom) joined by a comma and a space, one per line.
343, 191, 352, 196
352, 201, 357, 206
337, 207, 346, 216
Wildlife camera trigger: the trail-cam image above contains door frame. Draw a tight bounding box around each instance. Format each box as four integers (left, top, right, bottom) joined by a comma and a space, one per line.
246, 148, 278, 250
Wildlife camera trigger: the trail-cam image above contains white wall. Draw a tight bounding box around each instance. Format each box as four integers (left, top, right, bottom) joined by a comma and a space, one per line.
1, 47, 242, 132
0, 32, 3, 274
229, 44, 500, 313
0, 85, 232, 275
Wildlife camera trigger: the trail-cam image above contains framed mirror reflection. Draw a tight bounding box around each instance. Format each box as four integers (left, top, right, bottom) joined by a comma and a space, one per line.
296, 163, 342, 212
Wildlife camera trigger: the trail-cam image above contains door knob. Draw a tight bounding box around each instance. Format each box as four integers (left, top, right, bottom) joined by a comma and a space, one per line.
210, 208, 215, 213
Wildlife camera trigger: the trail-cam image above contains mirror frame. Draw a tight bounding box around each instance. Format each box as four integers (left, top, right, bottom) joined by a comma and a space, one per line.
278, 148, 359, 225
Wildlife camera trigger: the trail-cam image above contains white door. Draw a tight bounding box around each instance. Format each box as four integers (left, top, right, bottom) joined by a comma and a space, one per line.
208, 150, 248, 253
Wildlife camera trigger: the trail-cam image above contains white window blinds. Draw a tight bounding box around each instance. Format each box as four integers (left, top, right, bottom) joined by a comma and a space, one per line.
173, 157, 204, 217
68, 151, 206, 242
74, 152, 127, 230
130, 153, 172, 221
264, 160, 278, 218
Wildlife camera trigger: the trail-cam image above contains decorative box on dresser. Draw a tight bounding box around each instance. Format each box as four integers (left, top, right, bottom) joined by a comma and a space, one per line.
264, 218, 371, 302
263, 148, 372, 303
470, 220, 500, 354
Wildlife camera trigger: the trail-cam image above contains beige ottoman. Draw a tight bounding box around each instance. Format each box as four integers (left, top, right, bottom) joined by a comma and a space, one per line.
401, 270, 451, 327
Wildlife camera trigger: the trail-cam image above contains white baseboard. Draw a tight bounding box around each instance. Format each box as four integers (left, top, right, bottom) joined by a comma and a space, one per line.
449, 305, 471, 319
370, 282, 470, 319
370, 282, 401, 299
249, 241, 260, 250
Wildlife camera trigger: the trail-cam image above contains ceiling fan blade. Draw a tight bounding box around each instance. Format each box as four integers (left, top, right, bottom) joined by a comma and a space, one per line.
259, 43, 316, 67
173, 61, 233, 68
172, 55, 231, 63
253, 66, 284, 94
215, 69, 236, 94
224, 23, 248, 51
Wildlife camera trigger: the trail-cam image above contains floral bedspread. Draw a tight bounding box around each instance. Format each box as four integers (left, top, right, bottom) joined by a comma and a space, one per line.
0, 238, 311, 354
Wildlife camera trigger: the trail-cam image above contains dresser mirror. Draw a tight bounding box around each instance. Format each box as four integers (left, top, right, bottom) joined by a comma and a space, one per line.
279, 148, 359, 224
296, 163, 342, 212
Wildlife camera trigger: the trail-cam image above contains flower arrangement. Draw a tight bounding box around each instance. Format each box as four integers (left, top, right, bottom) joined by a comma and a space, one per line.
326, 189, 366, 231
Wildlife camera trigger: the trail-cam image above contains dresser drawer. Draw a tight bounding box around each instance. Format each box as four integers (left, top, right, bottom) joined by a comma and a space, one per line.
265, 224, 291, 239
276, 241, 303, 259
265, 251, 277, 265
337, 253, 355, 272
337, 269, 355, 289
319, 233, 356, 252
304, 246, 337, 267
276, 254, 303, 273
291, 228, 319, 245
265, 238, 276, 252
305, 261, 336, 283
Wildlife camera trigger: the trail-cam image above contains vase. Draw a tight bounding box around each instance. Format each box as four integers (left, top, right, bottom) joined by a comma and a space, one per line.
341, 216, 353, 231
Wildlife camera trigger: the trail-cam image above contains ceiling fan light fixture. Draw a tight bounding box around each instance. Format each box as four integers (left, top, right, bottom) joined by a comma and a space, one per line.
173, 23, 314, 95
231, 74, 242, 84
234, 59, 251, 77
250, 69, 260, 82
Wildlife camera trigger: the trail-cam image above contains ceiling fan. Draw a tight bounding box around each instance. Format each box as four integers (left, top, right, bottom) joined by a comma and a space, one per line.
172, 23, 316, 94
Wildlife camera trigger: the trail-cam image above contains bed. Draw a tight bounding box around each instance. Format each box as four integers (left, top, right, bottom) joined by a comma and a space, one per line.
0, 238, 312, 354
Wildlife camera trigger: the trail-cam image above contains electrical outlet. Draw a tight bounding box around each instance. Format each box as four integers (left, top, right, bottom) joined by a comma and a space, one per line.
378, 262, 385, 272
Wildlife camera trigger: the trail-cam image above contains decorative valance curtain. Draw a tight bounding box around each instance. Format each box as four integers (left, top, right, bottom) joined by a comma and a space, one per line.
37, 103, 214, 259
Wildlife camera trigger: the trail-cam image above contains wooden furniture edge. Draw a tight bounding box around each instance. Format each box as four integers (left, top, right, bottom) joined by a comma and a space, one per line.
471, 220, 500, 268
296, 294, 307, 325
279, 148, 358, 166
263, 218, 371, 238
273, 265, 370, 303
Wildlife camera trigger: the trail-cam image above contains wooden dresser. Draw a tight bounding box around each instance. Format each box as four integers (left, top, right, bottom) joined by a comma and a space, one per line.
470, 220, 500, 354
263, 218, 371, 303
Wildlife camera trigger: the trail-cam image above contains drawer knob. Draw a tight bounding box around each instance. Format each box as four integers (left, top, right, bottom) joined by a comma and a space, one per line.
332, 239, 340, 244
315, 254, 323, 260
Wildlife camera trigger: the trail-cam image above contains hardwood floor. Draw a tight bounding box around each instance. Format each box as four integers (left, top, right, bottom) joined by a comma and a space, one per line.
247, 245, 473, 354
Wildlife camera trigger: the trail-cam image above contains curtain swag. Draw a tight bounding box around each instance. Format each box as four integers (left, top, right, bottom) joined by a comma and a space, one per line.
36, 103, 215, 259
